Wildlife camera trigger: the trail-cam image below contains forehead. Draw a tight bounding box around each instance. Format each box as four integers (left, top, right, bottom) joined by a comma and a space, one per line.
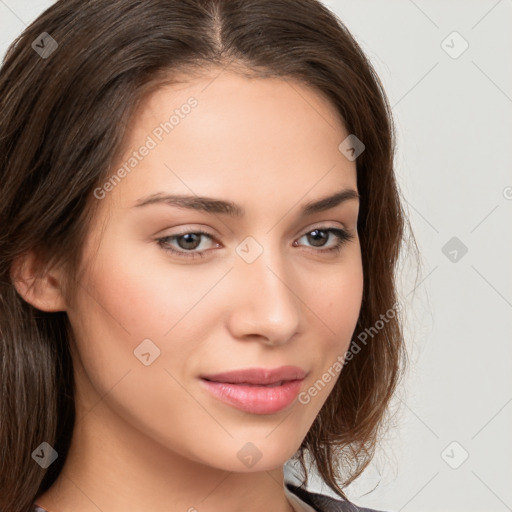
105, 70, 357, 213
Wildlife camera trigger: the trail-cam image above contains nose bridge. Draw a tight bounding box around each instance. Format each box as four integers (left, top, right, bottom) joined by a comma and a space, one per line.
228, 233, 301, 342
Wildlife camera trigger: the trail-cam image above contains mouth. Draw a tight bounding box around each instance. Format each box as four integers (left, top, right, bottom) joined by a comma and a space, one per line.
199, 366, 307, 415
200, 365, 307, 386
202, 378, 288, 387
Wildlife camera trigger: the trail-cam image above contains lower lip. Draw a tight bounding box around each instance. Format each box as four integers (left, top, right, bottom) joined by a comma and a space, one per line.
199, 378, 304, 415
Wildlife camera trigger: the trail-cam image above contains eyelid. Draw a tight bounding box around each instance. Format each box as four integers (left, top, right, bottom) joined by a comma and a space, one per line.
156, 222, 355, 260
157, 221, 350, 243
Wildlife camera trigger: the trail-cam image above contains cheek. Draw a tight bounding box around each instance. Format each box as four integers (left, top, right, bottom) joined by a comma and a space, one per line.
311, 251, 364, 347
67, 244, 213, 454
68, 233, 225, 401
294, 272, 363, 420
74, 235, 215, 344
301, 251, 363, 397
331, 267, 363, 344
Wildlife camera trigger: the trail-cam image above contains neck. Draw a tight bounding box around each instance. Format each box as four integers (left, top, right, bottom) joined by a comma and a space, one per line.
36, 396, 296, 512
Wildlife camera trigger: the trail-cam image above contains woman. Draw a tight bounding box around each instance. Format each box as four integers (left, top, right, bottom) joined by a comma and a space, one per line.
0, 1, 414, 511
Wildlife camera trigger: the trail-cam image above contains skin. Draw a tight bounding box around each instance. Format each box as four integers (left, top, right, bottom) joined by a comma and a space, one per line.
16, 68, 363, 512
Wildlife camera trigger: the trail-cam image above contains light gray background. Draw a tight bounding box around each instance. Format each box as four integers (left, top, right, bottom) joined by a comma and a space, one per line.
1, 1, 511, 511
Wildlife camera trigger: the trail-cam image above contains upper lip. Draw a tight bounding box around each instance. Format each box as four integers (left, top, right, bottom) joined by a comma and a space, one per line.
200, 365, 307, 385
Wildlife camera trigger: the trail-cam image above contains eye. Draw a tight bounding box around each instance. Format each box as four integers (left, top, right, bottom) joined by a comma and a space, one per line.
293, 226, 355, 255
156, 225, 355, 260
156, 229, 219, 260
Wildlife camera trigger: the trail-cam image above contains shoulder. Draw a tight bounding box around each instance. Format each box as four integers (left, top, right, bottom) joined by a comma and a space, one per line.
286, 483, 391, 512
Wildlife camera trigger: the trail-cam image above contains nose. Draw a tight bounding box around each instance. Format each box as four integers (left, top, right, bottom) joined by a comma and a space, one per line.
225, 246, 302, 347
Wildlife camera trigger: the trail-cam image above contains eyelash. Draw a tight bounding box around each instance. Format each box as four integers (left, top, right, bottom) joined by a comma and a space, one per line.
156, 226, 355, 260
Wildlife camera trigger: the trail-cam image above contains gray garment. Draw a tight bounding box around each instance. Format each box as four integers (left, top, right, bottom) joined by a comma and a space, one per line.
286, 483, 390, 512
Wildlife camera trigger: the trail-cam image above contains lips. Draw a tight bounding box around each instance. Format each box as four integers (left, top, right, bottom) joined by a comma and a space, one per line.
200, 365, 307, 385
199, 366, 307, 414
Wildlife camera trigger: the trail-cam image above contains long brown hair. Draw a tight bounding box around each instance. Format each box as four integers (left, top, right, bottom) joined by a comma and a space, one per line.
0, 1, 416, 510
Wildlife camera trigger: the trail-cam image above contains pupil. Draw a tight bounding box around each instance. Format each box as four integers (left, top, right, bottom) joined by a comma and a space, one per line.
308, 229, 327, 247
179, 233, 201, 250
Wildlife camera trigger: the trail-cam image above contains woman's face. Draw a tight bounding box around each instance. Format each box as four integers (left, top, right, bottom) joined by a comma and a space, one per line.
68, 70, 363, 472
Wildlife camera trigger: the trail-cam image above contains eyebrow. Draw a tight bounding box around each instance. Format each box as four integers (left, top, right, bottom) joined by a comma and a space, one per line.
132, 188, 360, 217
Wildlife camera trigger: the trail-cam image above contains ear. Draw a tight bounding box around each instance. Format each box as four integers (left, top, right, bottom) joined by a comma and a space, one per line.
10, 250, 68, 312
